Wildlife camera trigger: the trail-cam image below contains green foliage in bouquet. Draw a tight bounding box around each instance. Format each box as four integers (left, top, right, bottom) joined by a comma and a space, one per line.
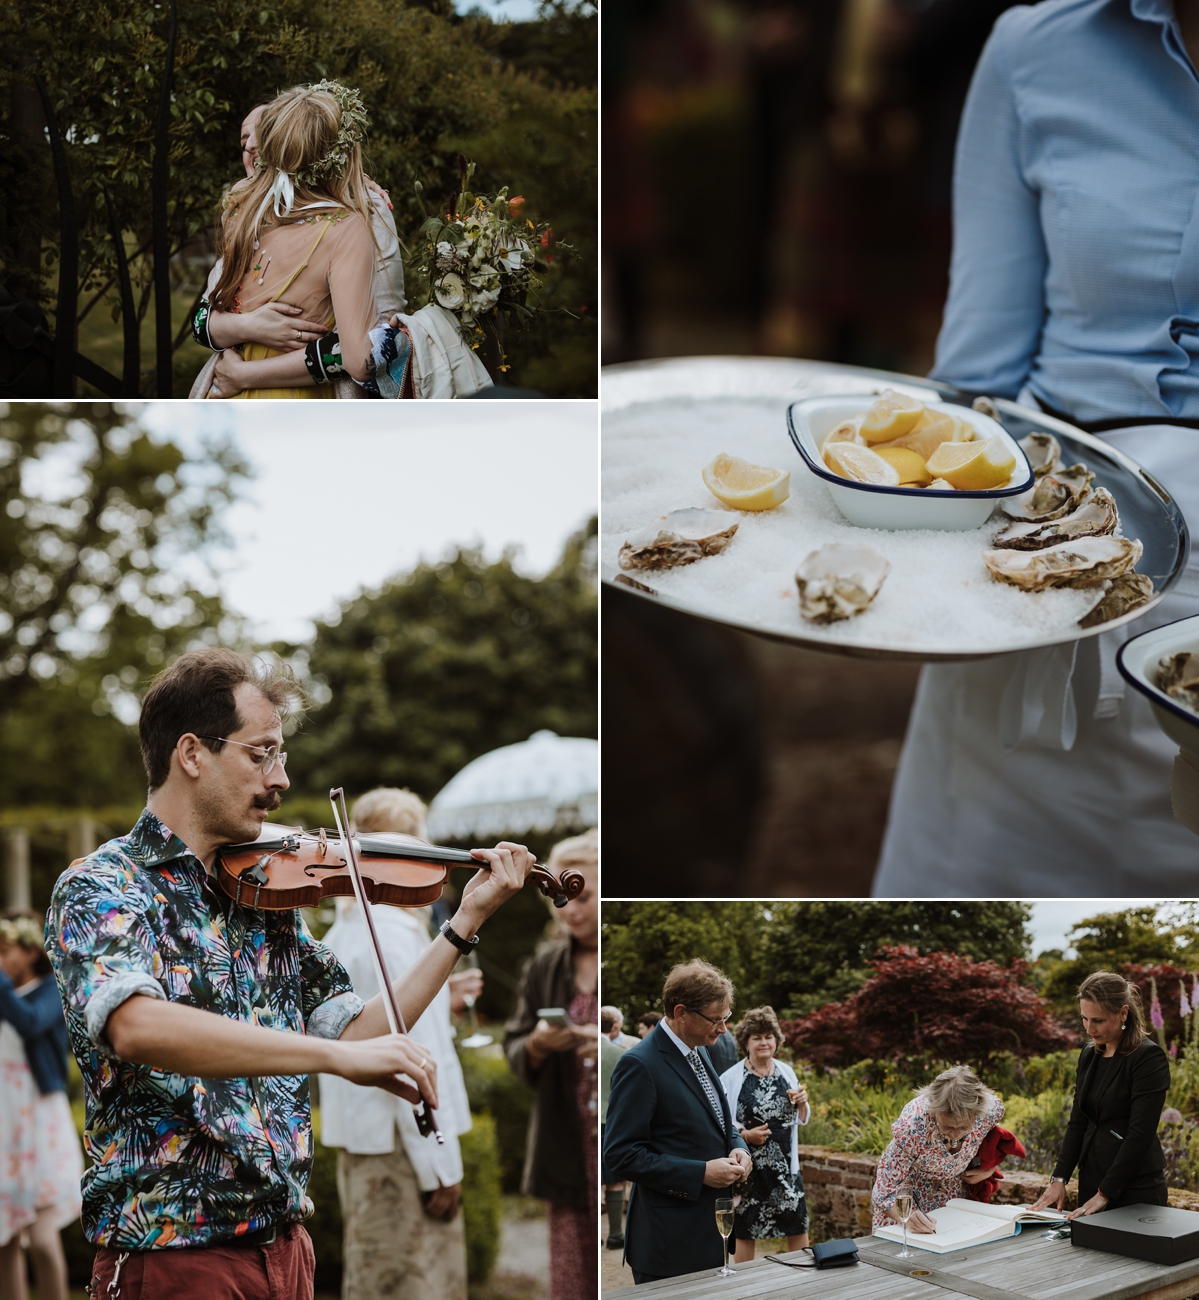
408, 156, 573, 369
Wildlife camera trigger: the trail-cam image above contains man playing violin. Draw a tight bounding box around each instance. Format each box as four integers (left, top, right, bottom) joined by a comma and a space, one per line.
46, 648, 535, 1300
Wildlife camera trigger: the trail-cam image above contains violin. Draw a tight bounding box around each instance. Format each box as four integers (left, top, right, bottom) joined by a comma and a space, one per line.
215, 788, 587, 1143
215, 825, 586, 912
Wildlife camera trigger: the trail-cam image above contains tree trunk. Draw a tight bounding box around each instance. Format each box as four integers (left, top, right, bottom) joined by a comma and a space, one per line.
5, 73, 47, 302
32, 74, 77, 398
152, 0, 178, 397
104, 186, 140, 396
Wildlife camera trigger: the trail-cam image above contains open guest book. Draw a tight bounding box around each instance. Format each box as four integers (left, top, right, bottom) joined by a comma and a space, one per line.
873, 1200, 1067, 1253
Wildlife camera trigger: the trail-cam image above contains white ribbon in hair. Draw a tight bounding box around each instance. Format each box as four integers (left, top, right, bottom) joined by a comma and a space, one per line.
252, 169, 297, 241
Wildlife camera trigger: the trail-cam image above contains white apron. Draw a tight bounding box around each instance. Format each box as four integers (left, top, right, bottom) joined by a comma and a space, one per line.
874, 426, 1199, 896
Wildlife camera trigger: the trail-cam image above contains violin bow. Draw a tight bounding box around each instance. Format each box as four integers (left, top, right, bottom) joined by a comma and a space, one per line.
329, 787, 443, 1144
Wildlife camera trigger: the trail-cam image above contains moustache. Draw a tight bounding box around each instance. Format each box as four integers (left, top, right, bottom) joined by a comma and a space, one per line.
253, 793, 282, 811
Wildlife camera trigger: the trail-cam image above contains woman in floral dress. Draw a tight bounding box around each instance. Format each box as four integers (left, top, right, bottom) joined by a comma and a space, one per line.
872, 1066, 1004, 1232
719, 1007, 810, 1262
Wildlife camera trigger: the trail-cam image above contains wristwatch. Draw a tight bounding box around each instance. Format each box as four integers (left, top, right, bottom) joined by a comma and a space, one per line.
439, 919, 480, 955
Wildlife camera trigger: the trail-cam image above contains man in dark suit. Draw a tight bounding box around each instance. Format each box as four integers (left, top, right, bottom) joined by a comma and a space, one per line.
603, 960, 752, 1284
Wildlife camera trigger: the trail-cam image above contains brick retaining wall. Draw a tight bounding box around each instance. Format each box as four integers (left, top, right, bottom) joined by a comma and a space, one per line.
799, 1145, 1199, 1243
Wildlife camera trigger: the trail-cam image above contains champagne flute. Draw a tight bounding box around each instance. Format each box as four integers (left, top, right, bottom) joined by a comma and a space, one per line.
715, 1197, 736, 1276
895, 1193, 914, 1258
454, 951, 492, 1049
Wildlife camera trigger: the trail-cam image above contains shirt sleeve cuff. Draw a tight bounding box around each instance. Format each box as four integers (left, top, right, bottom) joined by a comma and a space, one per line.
85, 972, 166, 1058
308, 991, 364, 1040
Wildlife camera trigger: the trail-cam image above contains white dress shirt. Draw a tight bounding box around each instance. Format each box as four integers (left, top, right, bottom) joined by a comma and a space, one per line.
319, 905, 471, 1192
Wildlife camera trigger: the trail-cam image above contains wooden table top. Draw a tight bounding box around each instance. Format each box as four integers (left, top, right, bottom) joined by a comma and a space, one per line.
604, 1231, 1199, 1300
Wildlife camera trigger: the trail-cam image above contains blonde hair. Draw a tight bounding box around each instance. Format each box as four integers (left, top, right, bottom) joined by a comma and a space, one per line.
350, 787, 428, 837
916, 1065, 995, 1124
211, 85, 375, 309
1078, 970, 1146, 1055
548, 827, 598, 872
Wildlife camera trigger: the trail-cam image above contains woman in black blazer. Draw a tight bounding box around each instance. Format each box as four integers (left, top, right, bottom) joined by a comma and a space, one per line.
1032, 971, 1170, 1218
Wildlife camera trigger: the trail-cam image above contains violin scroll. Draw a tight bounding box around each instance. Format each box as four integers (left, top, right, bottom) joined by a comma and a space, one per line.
531, 865, 586, 908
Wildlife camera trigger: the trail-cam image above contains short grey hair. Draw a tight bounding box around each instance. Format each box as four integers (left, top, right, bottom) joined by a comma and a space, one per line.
915, 1065, 994, 1124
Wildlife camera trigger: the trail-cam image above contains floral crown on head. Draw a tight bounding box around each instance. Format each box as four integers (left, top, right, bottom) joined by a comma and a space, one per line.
0, 915, 44, 950
291, 80, 369, 188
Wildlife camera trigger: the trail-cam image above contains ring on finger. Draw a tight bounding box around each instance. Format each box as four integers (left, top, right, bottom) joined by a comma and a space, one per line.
419, 1057, 428, 1069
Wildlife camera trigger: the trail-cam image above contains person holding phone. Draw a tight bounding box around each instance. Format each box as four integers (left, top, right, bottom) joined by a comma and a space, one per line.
503, 830, 598, 1300
718, 1007, 810, 1263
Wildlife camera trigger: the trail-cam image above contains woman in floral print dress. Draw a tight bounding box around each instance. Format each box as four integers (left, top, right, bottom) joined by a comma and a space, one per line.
872, 1066, 1005, 1233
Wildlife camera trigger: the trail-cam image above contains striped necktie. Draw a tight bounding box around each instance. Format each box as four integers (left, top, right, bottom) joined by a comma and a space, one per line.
686, 1050, 725, 1124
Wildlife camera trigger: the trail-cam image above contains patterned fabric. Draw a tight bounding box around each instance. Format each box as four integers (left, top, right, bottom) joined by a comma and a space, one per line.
303, 331, 345, 384
47, 809, 362, 1249
547, 989, 598, 1300
364, 323, 414, 398
686, 1050, 725, 1124
871, 1093, 1005, 1227
34, 1089, 84, 1230
336, 1144, 467, 1300
0, 1021, 37, 1246
732, 1069, 806, 1241
192, 299, 216, 350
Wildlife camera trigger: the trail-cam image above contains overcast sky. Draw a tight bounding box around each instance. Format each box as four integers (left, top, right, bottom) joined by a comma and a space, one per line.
1027, 899, 1190, 957
137, 402, 597, 643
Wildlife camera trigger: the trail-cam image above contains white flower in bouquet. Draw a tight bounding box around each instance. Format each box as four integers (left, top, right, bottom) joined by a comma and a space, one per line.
496, 240, 527, 273
435, 272, 467, 311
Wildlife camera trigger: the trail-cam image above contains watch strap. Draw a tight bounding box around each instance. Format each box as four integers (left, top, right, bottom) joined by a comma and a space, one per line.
439, 920, 479, 955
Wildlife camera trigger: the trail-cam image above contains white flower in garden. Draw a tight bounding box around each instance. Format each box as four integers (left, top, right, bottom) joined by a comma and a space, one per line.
435, 272, 467, 311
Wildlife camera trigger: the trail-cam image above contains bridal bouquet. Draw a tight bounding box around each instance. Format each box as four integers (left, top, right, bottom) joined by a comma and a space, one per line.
409, 158, 563, 337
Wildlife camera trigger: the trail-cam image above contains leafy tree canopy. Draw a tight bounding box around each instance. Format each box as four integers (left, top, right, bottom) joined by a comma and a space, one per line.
282, 517, 597, 803
0, 401, 244, 808
1036, 907, 1199, 1012
759, 901, 1033, 1017
783, 946, 1077, 1071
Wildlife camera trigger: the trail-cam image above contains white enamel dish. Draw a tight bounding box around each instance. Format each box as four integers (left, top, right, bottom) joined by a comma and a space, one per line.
787, 394, 1033, 531
1117, 615, 1199, 753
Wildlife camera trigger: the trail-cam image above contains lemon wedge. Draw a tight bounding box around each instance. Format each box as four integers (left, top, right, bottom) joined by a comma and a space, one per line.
860, 389, 926, 444
875, 446, 931, 486
885, 410, 972, 461
821, 419, 862, 454
823, 442, 901, 486
925, 437, 1017, 491
702, 453, 791, 510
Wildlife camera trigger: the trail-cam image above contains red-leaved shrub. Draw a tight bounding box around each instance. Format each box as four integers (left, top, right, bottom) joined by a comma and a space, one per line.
782, 946, 1076, 1070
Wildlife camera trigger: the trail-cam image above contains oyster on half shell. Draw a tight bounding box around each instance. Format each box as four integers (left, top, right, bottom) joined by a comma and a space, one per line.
618, 508, 739, 571
796, 542, 889, 623
991, 487, 1118, 551
1078, 572, 1154, 629
1001, 464, 1095, 522
982, 535, 1142, 591
1019, 432, 1064, 479
1158, 651, 1199, 712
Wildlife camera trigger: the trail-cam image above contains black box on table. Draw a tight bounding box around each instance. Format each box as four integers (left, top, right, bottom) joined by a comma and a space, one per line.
1071, 1204, 1199, 1265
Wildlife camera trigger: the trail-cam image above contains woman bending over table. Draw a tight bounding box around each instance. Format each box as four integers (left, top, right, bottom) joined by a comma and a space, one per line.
718, 1006, 810, 1262
1031, 971, 1169, 1218
872, 1066, 1003, 1233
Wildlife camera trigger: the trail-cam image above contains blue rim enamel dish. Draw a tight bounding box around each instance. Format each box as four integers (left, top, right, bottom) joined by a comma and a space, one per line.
787, 394, 1035, 531
1117, 614, 1199, 753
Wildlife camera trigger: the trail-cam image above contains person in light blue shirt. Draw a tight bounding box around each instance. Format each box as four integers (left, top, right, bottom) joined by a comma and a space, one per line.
874, 0, 1199, 895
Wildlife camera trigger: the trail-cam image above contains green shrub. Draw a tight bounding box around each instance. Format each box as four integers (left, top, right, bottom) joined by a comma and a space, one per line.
307, 1137, 345, 1295
462, 1112, 503, 1286
1000, 1089, 1073, 1175
459, 1047, 534, 1193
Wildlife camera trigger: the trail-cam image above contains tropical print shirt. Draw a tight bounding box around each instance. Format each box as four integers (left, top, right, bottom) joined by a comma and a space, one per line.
47, 810, 363, 1249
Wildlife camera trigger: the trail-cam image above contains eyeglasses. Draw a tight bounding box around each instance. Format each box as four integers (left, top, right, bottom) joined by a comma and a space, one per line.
199, 736, 288, 776
687, 1008, 731, 1029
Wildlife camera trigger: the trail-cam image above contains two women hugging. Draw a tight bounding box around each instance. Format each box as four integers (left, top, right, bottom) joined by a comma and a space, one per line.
873, 972, 1171, 1231
190, 81, 492, 400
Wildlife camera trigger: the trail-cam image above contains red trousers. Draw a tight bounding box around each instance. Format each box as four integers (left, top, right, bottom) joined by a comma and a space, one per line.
89, 1224, 314, 1300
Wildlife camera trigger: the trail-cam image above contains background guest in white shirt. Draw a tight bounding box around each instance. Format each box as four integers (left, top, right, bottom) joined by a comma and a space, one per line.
319, 788, 478, 1300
